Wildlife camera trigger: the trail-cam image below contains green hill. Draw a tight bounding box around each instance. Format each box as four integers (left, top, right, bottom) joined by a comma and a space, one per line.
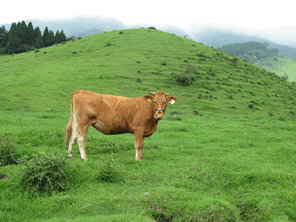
1, 28, 296, 221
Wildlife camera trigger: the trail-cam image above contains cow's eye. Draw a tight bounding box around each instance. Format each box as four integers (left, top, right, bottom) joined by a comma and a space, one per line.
164, 101, 167, 104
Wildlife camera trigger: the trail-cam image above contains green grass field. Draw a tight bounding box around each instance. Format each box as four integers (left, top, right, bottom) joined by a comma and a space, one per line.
255, 56, 296, 81
1, 28, 296, 221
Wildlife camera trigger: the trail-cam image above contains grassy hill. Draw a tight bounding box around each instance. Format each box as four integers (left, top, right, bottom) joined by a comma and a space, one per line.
1, 28, 296, 221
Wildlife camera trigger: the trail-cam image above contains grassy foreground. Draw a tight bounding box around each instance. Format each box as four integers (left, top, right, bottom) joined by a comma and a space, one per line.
1, 28, 296, 221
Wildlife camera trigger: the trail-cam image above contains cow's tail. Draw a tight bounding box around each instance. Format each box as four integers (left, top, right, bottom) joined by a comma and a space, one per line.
64, 95, 74, 145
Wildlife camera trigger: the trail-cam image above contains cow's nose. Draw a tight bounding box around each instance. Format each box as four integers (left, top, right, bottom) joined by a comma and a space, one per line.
154, 114, 164, 119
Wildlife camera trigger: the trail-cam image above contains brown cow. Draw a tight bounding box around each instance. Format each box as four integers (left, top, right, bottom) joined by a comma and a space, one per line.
64, 90, 178, 161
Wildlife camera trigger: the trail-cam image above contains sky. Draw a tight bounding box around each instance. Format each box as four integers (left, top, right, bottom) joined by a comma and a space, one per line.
2, 0, 296, 45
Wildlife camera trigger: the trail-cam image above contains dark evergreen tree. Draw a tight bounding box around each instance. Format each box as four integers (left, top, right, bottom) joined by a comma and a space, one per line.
49, 30, 55, 46
5, 23, 22, 54
20, 21, 31, 45
0, 26, 8, 47
0, 26, 8, 54
42, 26, 51, 47
27, 22, 36, 45
34, 26, 44, 48
54, 30, 60, 43
59, 30, 67, 43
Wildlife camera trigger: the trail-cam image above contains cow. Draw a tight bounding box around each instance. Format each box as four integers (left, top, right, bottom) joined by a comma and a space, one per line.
64, 90, 178, 161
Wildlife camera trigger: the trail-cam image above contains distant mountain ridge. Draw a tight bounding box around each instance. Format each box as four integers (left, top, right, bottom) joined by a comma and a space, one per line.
191, 29, 296, 60
1, 16, 296, 60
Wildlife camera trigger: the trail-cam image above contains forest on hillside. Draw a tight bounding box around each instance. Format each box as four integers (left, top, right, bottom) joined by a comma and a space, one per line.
0, 21, 68, 55
217, 42, 279, 64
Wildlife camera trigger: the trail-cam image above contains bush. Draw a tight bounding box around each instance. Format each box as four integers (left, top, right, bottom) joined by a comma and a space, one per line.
119, 31, 123, 34
172, 71, 195, 86
148, 27, 156, 29
97, 153, 121, 183
248, 104, 254, 109
20, 154, 68, 196
34, 49, 40, 53
161, 61, 167, 65
105, 42, 111, 47
172, 63, 199, 86
0, 136, 19, 166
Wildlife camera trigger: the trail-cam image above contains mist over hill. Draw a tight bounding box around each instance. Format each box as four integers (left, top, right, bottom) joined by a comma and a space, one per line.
2, 15, 296, 60
1, 15, 126, 37
190, 28, 296, 60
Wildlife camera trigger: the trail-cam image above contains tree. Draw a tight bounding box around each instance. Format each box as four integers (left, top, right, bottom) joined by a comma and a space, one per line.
58, 30, 67, 43
0, 26, 8, 47
27, 22, 36, 46
49, 30, 55, 46
34, 26, 44, 48
42, 26, 51, 47
5, 23, 22, 54
54, 30, 60, 43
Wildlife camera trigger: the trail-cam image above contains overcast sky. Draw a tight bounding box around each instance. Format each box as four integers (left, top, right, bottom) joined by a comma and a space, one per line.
2, 0, 296, 44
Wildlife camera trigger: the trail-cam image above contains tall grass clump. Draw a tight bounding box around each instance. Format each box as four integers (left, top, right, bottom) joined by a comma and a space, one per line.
20, 154, 68, 196
97, 152, 122, 183
0, 136, 19, 166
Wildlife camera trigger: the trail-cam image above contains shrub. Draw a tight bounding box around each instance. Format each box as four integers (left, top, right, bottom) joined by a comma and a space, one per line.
161, 61, 167, 65
248, 104, 254, 109
136, 61, 141, 63
119, 31, 123, 34
20, 154, 68, 196
172, 71, 195, 86
172, 63, 199, 86
72, 52, 77, 54
137, 70, 141, 73
148, 27, 156, 29
77, 37, 82, 40
193, 110, 199, 115
105, 42, 111, 47
34, 49, 40, 53
0, 136, 19, 166
137, 78, 142, 83
97, 153, 121, 183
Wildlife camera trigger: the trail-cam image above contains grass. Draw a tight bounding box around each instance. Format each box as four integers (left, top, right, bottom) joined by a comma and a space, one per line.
255, 55, 296, 81
1, 28, 296, 221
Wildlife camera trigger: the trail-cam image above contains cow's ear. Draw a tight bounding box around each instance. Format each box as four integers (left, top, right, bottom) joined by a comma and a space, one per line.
167, 96, 178, 104
143, 95, 153, 102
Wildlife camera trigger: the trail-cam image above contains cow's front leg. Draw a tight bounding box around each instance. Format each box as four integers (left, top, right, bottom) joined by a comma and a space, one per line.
134, 131, 144, 161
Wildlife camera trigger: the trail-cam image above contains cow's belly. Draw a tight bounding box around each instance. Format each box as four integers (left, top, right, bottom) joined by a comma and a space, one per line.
92, 122, 131, 135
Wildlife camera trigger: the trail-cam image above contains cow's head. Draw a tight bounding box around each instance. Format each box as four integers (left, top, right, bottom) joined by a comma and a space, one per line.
143, 92, 178, 120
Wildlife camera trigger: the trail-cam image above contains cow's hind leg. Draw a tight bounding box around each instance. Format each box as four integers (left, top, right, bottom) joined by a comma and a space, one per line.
134, 130, 144, 161
76, 123, 91, 161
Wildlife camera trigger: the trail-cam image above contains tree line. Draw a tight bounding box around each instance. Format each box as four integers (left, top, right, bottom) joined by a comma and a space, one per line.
0, 21, 68, 55
217, 42, 279, 64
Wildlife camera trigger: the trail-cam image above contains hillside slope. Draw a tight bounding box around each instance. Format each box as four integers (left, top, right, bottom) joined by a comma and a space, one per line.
1, 28, 296, 117
1, 29, 296, 221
